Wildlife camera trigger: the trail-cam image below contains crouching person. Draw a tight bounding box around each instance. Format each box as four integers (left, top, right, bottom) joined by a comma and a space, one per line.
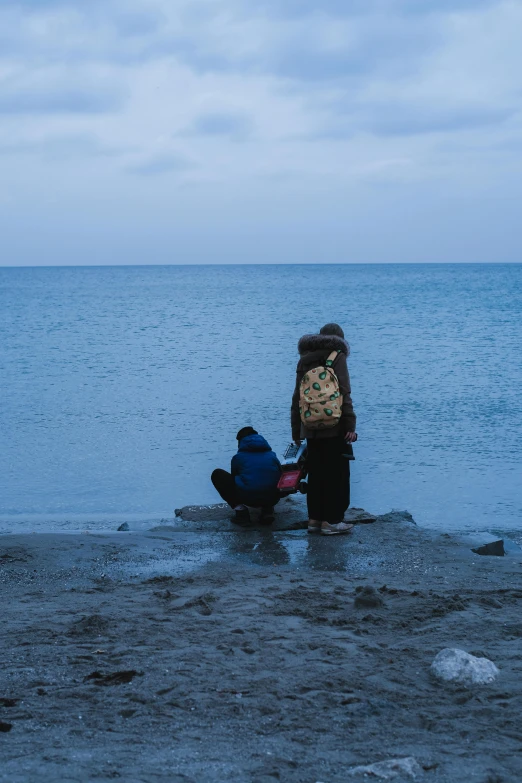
211, 427, 281, 525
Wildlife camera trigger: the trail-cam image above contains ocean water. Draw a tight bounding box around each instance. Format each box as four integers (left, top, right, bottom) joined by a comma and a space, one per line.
1, 264, 521, 533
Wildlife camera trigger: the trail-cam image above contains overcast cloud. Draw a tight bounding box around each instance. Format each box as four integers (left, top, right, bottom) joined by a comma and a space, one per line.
0, 0, 521, 264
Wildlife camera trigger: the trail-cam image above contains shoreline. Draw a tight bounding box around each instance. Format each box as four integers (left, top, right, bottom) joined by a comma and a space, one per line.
2, 495, 522, 541
1, 506, 521, 782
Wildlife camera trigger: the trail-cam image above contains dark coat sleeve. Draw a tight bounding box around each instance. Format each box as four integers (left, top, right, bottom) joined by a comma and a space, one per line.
291, 367, 302, 442
334, 353, 356, 434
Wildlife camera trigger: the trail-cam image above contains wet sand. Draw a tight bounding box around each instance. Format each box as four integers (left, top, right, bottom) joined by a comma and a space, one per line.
1, 503, 521, 783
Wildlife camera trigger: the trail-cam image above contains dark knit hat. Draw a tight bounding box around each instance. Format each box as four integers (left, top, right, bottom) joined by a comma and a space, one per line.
320, 322, 344, 339
236, 426, 258, 442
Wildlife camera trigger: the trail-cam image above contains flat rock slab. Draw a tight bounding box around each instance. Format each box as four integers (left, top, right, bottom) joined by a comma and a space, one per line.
161, 502, 377, 533
177, 503, 232, 522
166, 497, 306, 531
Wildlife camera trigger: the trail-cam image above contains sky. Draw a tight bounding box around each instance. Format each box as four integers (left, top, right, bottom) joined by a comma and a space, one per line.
1, 0, 521, 265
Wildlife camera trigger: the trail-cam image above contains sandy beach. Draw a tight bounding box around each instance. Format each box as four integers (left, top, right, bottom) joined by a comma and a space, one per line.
1, 502, 521, 783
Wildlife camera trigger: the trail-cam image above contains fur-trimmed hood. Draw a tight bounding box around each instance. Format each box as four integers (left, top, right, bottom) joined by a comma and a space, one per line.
298, 333, 350, 357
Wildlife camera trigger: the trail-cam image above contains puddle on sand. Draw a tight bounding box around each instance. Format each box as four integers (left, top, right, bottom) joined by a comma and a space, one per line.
119, 535, 225, 579
118, 531, 390, 579
172, 531, 383, 574
126, 550, 223, 578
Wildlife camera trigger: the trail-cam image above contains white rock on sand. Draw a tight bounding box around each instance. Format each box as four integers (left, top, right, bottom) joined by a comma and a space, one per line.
346, 756, 423, 779
431, 648, 499, 686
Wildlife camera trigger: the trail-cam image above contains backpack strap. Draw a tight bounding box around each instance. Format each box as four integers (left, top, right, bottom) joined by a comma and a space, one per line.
325, 350, 339, 367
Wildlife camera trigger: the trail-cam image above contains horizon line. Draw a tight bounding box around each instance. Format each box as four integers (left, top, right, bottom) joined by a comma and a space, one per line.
1, 261, 521, 270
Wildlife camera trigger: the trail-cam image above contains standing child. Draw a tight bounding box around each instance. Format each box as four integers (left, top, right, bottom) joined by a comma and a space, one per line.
291, 323, 357, 535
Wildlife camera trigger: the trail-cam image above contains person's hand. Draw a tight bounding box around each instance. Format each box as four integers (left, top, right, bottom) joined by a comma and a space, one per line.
344, 432, 358, 443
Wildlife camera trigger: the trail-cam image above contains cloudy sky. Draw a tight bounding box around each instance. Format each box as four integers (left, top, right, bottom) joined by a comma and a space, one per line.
1, 0, 521, 265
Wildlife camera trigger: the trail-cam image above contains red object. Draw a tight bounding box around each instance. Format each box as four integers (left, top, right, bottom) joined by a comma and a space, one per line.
277, 470, 303, 492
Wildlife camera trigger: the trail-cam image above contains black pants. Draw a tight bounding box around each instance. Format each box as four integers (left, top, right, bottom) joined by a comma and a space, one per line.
306, 436, 350, 523
211, 469, 240, 508
211, 469, 279, 509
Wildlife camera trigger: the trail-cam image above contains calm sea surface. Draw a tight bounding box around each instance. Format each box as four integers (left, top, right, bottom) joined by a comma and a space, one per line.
1, 264, 521, 533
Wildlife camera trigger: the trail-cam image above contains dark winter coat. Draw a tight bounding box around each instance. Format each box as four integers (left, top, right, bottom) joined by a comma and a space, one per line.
291, 333, 356, 441
231, 434, 281, 506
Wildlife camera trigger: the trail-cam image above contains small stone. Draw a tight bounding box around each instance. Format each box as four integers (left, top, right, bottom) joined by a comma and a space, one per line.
472, 540, 504, 557
431, 648, 499, 686
174, 508, 182, 517
117, 522, 129, 532
354, 586, 384, 609
346, 756, 422, 779
0, 721, 12, 733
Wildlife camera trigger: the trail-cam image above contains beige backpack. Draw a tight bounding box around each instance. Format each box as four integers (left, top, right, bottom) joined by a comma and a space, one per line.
299, 351, 343, 430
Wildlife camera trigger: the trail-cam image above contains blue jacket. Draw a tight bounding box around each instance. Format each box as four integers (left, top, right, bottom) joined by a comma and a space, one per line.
231, 434, 281, 506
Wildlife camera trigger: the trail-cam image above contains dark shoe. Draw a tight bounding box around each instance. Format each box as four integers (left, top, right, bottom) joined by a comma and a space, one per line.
260, 506, 275, 525
234, 505, 251, 525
